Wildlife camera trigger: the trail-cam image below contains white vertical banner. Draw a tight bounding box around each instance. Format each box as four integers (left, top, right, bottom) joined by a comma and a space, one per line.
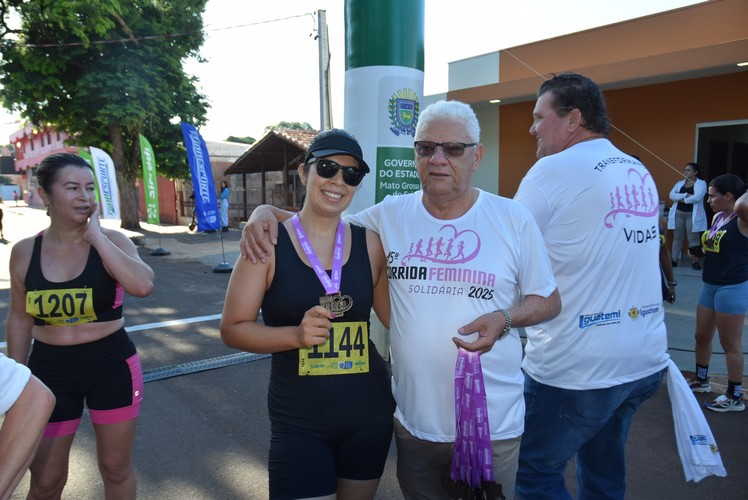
89, 147, 121, 220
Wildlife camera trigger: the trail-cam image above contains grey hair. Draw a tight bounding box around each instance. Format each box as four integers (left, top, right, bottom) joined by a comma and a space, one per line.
415, 100, 480, 143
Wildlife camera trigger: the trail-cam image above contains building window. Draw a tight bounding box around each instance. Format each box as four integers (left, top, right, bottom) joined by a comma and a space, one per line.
30, 139, 34, 151
47, 131, 52, 144
56, 131, 61, 141
40, 135, 44, 147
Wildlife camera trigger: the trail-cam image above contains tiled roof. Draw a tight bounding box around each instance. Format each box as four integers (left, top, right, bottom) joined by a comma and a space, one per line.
224, 127, 319, 175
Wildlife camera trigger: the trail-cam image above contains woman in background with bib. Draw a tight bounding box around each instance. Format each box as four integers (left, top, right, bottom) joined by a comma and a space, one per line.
687, 174, 748, 413
6, 152, 154, 499
221, 129, 394, 500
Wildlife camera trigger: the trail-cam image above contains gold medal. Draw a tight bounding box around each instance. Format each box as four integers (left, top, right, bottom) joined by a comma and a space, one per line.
319, 292, 354, 317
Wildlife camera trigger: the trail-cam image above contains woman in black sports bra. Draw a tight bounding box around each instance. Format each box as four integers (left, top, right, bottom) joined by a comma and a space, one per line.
6, 152, 154, 499
221, 129, 394, 500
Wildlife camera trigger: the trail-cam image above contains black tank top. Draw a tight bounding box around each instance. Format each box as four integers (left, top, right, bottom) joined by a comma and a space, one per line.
261, 223, 393, 427
25, 234, 123, 326
702, 217, 748, 285
677, 183, 695, 212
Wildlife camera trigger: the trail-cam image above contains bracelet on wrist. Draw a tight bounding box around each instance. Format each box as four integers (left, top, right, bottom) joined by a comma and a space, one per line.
495, 308, 512, 340
668, 281, 677, 286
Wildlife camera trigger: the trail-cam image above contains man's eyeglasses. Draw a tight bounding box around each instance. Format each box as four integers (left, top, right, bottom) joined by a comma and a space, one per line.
414, 141, 477, 158
311, 158, 366, 186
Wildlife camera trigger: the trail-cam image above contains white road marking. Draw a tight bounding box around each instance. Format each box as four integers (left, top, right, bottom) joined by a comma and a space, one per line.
0, 314, 223, 348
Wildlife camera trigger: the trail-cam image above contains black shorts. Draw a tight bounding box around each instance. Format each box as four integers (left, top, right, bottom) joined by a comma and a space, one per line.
268, 412, 393, 499
28, 327, 143, 437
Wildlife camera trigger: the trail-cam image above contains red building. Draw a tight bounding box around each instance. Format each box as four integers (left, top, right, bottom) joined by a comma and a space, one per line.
7, 123, 248, 226
9, 124, 77, 206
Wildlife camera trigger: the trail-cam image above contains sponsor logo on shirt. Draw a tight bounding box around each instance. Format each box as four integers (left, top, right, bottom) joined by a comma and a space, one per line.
628, 303, 661, 320
689, 434, 708, 446
578, 310, 622, 329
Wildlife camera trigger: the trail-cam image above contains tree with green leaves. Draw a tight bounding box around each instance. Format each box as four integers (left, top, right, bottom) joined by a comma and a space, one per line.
266, 121, 313, 132
0, 0, 210, 228
225, 136, 256, 145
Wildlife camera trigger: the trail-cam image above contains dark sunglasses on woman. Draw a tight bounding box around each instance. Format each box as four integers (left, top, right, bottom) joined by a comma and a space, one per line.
311, 158, 367, 186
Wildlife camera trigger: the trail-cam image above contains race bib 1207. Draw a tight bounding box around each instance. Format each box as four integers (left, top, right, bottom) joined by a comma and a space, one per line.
26, 288, 98, 326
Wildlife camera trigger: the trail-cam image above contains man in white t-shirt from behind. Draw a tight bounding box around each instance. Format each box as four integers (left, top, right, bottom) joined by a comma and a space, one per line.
514, 72, 669, 499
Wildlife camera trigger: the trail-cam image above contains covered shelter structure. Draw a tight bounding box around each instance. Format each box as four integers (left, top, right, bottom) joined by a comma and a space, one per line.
224, 128, 318, 220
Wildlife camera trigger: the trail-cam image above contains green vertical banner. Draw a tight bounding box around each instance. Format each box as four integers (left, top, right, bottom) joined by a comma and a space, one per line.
344, 0, 425, 214
77, 148, 100, 204
139, 134, 160, 225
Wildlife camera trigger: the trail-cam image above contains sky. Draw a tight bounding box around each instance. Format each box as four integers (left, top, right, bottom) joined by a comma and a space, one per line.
0, 0, 703, 143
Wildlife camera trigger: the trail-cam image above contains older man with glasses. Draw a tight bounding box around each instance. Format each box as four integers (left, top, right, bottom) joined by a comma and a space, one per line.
241, 100, 560, 499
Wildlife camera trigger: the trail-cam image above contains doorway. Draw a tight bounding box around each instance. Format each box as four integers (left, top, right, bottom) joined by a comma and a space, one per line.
696, 120, 748, 181
695, 120, 748, 221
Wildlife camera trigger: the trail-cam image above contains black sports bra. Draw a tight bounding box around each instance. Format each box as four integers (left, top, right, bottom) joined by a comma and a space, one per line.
25, 234, 123, 326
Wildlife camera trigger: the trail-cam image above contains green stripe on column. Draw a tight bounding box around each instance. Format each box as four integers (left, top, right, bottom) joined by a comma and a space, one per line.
345, 0, 424, 70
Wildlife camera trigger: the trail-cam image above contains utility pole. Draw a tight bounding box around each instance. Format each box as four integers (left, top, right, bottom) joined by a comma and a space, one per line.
317, 9, 332, 130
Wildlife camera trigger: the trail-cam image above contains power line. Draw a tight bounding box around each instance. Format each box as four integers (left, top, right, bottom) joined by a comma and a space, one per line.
6, 11, 693, 179
10, 12, 315, 49
502, 46, 683, 178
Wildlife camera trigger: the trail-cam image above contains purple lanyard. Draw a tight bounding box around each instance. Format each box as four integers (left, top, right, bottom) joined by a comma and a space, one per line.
451, 348, 494, 489
708, 211, 736, 240
291, 213, 344, 295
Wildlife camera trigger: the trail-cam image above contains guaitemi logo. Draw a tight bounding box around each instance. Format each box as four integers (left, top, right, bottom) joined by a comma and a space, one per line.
578, 310, 622, 329
388, 88, 419, 137
689, 435, 708, 446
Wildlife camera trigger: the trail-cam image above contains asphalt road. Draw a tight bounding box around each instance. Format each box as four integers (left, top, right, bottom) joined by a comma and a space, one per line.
1, 205, 746, 499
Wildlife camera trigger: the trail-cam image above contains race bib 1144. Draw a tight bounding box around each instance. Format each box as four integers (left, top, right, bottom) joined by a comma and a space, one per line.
298, 321, 369, 376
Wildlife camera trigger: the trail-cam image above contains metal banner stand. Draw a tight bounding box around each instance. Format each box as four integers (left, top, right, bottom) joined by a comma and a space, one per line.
213, 229, 233, 273
151, 226, 170, 256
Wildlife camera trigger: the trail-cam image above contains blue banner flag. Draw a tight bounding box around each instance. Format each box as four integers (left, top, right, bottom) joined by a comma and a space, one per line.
181, 123, 220, 232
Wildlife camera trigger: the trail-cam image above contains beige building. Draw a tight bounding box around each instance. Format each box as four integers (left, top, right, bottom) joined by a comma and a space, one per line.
432, 0, 747, 211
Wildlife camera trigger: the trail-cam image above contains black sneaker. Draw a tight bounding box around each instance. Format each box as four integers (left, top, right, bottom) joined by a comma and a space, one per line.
688, 376, 711, 393
692, 262, 701, 270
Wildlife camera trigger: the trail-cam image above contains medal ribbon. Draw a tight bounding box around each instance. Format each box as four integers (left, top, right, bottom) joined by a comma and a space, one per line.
451, 348, 494, 489
291, 213, 344, 295
708, 211, 737, 240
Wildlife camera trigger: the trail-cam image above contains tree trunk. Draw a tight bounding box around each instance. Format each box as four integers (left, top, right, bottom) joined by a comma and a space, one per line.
109, 124, 141, 229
